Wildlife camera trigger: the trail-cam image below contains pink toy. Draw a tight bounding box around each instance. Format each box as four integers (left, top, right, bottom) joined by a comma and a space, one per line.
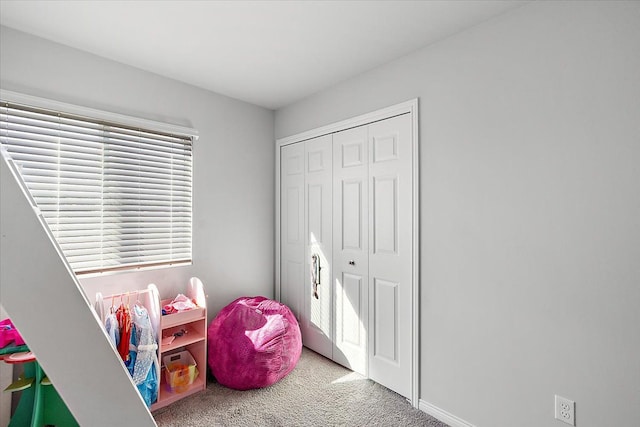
208, 296, 302, 390
0, 318, 25, 348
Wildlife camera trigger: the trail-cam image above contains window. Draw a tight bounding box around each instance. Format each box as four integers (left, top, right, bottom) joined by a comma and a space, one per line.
0, 101, 193, 275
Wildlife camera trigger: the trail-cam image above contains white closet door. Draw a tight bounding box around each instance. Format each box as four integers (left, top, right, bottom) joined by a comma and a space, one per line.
332, 125, 369, 375
280, 143, 305, 321
302, 135, 333, 359
367, 113, 413, 398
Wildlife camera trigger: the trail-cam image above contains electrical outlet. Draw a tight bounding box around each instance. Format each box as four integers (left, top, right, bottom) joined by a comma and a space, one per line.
555, 395, 575, 426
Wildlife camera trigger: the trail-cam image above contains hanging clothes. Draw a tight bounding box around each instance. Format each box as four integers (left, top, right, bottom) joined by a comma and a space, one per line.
130, 304, 159, 407
100, 293, 159, 408
116, 303, 132, 363
104, 309, 120, 351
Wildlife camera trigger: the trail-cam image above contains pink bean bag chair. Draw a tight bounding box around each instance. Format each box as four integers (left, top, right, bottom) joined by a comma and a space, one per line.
208, 296, 302, 390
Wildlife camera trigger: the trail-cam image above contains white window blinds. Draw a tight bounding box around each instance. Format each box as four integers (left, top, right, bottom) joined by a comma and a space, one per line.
0, 102, 193, 274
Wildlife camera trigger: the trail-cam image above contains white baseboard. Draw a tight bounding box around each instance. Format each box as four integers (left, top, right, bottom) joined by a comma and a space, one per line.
419, 400, 476, 427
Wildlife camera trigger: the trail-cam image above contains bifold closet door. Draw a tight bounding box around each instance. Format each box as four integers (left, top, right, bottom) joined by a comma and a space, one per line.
332, 125, 369, 375
302, 135, 333, 359
280, 136, 333, 360
367, 113, 412, 398
280, 109, 414, 400
280, 143, 304, 323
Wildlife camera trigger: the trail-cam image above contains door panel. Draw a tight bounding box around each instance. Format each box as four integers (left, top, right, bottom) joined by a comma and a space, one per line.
367, 113, 412, 398
286, 187, 301, 244
307, 184, 323, 242
372, 175, 398, 255
280, 143, 305, 321
372, 132, 399, 163
339, 272, 363, 347
302, 135, 333, 359
373, 278, 398, 363
333, 125, 368, 375
283, 260, 304, 320
341, 141, 364, 168
341, 179, 363, 251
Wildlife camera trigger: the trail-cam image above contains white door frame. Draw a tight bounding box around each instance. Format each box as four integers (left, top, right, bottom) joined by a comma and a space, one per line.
275, 98, 419, 408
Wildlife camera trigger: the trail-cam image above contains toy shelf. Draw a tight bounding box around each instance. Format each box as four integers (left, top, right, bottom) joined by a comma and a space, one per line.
151, 278, 207, 411
95, 277, 207, 413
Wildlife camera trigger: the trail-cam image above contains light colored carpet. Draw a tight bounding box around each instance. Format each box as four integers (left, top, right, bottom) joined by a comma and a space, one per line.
153, 348, 449, 427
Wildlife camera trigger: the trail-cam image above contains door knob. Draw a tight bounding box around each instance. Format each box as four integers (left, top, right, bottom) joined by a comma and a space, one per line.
348, 260, 355, 266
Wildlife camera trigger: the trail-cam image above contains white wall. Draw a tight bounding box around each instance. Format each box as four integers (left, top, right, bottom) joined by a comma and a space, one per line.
0, 25, 275, 320
275, 2, 640, 427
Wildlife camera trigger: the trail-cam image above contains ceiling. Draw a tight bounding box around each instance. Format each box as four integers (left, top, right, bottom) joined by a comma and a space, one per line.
0, 1, 526, 110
